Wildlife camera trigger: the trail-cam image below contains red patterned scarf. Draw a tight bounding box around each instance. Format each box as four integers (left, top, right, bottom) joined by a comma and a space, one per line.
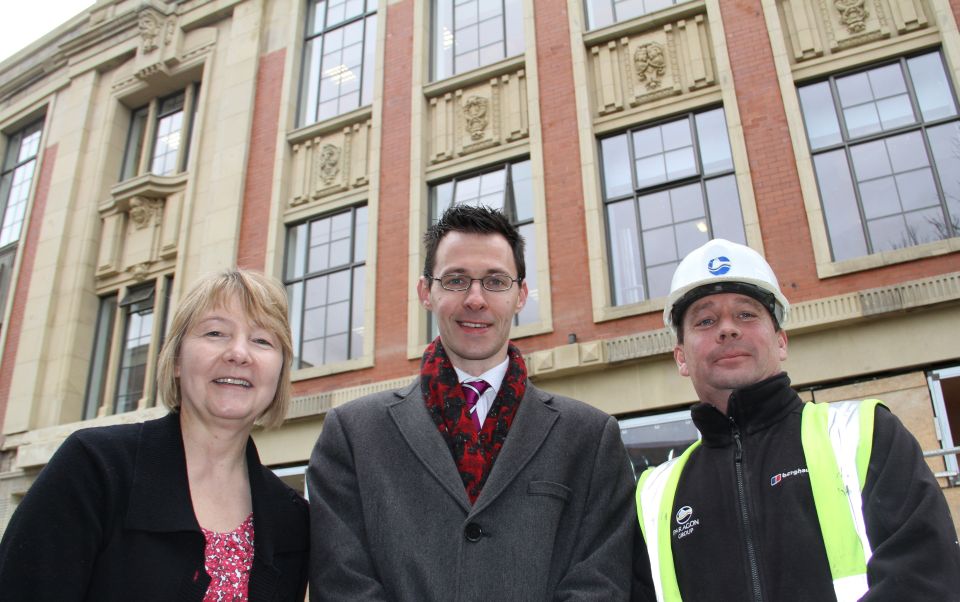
420, 337, 527, 504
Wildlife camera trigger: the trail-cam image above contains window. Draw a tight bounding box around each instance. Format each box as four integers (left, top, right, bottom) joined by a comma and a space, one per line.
120, 85, 199, 181
600, 107, 746, 306
619, 409, 699, 476
427, 159, 539, 338
798, 51, 960, 261
285, 205, 368, 369
299, 0, 377, 126
0, 119, 43, 247
584, 0, 684, 30
431, 0, 524, 81
82, 278, 171, 419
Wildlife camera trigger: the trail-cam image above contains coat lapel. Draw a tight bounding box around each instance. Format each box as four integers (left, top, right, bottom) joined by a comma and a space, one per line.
125, 413, 200, 533
388, 380, 472, 511
471, 383, 558, 515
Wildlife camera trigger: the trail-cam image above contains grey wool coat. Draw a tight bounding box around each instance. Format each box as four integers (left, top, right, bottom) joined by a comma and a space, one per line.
307, 378, 638, 601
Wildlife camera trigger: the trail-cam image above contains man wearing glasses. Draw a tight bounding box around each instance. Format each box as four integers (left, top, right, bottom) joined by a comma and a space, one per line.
308, 204, 637, 600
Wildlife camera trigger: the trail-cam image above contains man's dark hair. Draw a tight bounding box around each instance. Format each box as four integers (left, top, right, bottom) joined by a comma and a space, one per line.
423, 204, 525, 284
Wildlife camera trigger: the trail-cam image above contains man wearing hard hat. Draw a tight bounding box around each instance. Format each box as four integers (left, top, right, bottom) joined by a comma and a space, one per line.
635, 239, 960, 602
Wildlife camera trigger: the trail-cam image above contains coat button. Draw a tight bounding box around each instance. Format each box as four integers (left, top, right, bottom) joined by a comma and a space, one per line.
464, 522, 483, 542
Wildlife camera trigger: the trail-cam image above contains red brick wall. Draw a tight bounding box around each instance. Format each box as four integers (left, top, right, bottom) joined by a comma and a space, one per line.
0, 144, 57, 435
238, 49, 286, 271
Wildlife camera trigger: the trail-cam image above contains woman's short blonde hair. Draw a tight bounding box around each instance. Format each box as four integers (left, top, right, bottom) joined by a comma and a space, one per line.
156, 269, 293, 429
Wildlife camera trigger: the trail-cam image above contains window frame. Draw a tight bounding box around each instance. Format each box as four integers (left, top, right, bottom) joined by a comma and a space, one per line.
297, 0, 378, 127
430, 0, 525, 82
82, 275, 172, 419
0, 118, 44, 249
583, 0, 687, 31
798, 50, 960, 262
119, 84, 199, 181
284, 204, 369, 371
598, 106, 746, 307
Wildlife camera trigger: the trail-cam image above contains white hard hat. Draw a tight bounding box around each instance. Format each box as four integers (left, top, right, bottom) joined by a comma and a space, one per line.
663, 238, 789, 331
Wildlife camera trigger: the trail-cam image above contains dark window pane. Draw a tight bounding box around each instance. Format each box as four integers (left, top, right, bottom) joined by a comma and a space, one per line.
814, 150, 867, 260
859, 176, 900, 219
601, 135, 632, 198
705, 175, 746, 244
638, 189, 671, 230
84, 295, 117, 420
850, 139, 892, 181
909, 52, 958, 121
607, 199, 644, 305
512, 160, 534, 221
696, 109, 733, 174
351, 265, 365, 356
516, 222, 538, 326
798, 82, 842, 149
926, 122, 960, 236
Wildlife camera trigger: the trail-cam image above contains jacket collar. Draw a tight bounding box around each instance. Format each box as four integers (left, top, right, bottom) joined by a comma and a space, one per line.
124, 413, 296, 569
692, 372, 801, 447
388, 378, 558, 514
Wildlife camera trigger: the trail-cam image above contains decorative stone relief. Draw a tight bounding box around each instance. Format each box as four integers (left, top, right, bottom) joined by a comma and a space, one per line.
137, 10, 175, 54
778, 0, 928, 63
128, 261, 153, 282
462, 95, 490, 140
835, 0, 868, 34
634, 42, 667, 90
318, 144, 341, 186
288, 118, 372, 209
588, 14, 713, 119
426, 67, 527, 166
97, 175, 183, 284
129, 197, 164, 229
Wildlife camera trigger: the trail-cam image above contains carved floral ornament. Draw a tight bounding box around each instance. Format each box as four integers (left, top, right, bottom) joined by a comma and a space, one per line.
835, 0, 868, 34
463, 95, 489, 140
318, 144, 341, 186
634, 42, 666, 90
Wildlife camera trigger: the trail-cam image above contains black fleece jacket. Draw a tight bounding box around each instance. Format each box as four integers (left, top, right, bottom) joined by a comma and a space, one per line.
665, 373, 960, 601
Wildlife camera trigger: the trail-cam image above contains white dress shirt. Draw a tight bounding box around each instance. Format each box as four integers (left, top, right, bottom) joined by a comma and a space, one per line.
455, 357, 509, 427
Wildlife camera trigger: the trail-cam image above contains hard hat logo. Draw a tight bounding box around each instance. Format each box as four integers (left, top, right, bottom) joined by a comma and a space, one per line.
707, 256, 731, 275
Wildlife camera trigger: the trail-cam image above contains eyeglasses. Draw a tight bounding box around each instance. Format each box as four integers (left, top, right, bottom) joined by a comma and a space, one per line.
428, 273, 521, 292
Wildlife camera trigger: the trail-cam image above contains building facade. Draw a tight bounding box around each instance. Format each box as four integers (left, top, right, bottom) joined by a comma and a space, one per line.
0, 0, 958, 534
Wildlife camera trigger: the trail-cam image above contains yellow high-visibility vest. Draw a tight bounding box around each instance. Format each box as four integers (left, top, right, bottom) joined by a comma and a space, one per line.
636, 399, 883, 602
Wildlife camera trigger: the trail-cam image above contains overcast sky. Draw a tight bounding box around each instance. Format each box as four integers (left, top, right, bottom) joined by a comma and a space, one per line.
1, 0, 95, 63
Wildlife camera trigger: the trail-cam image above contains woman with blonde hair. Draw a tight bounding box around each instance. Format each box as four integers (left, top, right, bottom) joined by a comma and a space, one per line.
0, 269, 308, 601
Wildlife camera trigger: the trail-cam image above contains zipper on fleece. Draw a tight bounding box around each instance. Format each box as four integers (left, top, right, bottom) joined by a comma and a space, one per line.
731, 417, 764, 602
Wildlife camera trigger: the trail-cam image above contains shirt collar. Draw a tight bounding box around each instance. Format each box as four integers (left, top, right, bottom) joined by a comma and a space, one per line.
455, 356, 509, 395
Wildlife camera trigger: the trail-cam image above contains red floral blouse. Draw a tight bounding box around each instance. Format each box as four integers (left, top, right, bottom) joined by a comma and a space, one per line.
201, 513, 255, 602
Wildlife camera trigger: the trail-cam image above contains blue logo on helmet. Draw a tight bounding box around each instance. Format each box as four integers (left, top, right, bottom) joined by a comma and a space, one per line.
707, 256, 731, 275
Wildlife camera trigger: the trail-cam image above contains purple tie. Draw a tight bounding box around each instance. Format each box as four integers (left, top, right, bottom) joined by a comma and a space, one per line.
462, 380, 491, 431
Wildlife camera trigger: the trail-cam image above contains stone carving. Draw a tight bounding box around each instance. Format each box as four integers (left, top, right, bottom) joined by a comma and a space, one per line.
634, 42, 666, 90
128, 261, 152, 282
835, 0, 868, 34
318, 144, 341, 186
138, 10, 175, 53
463, 95, 489, 140
129, 197, 163, 229
138, 11, 162, 53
